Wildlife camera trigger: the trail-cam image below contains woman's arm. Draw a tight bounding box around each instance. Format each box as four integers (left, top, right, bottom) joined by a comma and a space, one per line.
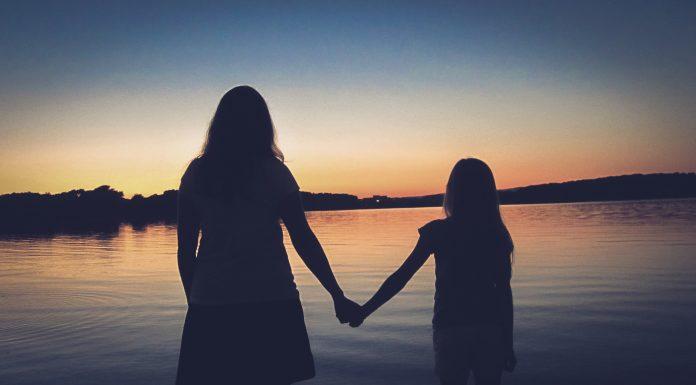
177, 190, 200, 303
279, 192, 359, 322
351, 236, 432, 326
500, 281, 514, 352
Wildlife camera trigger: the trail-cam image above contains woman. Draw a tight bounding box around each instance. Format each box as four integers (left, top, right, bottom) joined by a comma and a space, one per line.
176, 86, 359, 385
350, 158, 516, 385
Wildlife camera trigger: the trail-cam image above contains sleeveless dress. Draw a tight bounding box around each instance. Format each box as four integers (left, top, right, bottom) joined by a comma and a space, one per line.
175, 158, 315, 385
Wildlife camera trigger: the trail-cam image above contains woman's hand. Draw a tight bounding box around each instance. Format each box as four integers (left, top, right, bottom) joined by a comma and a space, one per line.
348, 306, 368, 328
504, 349, 517, 372
333, 295, 362, 324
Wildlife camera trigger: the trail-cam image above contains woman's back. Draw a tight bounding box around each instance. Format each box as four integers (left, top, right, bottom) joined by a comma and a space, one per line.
179, 157, 301, 304
176, 86, 361, 385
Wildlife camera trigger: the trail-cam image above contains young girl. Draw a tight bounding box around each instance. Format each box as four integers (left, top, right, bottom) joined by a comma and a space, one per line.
351, 158, 516, 385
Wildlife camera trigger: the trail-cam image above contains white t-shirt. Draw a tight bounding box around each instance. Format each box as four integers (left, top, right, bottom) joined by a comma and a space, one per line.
179, 157, 300, 305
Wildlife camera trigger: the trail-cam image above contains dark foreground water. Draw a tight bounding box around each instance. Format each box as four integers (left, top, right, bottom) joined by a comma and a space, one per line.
1, 200, 695, 385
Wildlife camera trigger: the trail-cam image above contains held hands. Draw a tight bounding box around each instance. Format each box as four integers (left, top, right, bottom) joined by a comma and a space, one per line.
333, 294, 362, 324
347, 314, 366, 327
347, 306, 367, 327
332, 295, 368, 327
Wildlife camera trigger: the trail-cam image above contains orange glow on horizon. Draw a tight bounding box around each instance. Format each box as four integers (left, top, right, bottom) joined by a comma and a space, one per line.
1, 84, 694, 198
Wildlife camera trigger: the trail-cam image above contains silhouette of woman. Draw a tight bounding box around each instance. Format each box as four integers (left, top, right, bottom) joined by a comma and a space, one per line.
175, 86, 360, 385
350, 158, 517, 385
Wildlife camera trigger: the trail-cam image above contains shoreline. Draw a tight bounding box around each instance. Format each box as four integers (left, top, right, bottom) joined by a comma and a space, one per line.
1, 172, 694, 234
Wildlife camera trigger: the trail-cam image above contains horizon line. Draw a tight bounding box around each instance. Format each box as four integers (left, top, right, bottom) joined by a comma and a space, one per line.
3, 170, 694, 200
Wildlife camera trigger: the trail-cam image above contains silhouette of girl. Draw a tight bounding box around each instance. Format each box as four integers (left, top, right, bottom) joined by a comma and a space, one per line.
351, 158, 517, 385
175, 86, 359, 385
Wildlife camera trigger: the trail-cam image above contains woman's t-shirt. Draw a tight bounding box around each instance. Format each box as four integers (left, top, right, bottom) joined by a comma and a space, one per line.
418, 219, 511, 329
179, 157, 300, 305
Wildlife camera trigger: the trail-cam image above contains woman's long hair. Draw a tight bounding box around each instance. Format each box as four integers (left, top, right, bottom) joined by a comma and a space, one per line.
444, 158, 514, 262
193, 86, 283, 197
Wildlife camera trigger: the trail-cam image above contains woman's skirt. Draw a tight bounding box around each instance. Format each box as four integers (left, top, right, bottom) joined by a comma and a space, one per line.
175, 298, 315, 385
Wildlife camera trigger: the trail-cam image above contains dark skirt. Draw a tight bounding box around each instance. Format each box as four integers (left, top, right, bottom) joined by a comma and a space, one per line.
175, 299, 315, 385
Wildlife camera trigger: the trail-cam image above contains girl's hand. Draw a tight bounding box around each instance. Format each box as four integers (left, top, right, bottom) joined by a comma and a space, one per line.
504, 349, 517, 372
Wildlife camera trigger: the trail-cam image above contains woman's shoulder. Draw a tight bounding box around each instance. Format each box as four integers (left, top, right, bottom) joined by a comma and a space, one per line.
257, 157, 299, 196
186, 157, 202, 171
260, 156, 290, 172
180, 157, 202, 190
257, 157, 295, 181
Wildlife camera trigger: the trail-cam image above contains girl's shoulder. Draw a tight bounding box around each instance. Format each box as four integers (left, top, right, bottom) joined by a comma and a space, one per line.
419, 218, 447, 233
418, 218, 450, 246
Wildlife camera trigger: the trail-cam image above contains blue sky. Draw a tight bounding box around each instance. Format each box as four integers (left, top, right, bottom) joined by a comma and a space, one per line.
1, 1, 694, 196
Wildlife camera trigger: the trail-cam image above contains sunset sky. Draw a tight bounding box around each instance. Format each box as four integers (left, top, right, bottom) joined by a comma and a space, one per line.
1, 1, 694, 197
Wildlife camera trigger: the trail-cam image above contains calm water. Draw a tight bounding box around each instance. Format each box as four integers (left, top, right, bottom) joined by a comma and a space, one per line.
1, 200, 696, 385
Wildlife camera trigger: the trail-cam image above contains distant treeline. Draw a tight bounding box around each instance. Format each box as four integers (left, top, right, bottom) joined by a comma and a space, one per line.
1, 173, 694, 234
497, 173, 696, 204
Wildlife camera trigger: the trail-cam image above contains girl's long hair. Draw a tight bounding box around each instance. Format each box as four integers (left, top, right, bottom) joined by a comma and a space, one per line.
444, 158, 514, 262
193, 86, 283, 197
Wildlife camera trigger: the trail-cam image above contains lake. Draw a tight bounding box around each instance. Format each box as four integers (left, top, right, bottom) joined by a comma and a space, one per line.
1, 200, 695, 385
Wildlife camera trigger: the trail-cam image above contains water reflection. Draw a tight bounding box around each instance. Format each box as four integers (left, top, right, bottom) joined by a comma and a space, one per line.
1, 200, 695, 385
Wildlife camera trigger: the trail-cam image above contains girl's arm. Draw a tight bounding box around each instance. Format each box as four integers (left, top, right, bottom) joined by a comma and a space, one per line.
351, 236, 432, 326
177, 190, 200, 303
279, 192, 360, 323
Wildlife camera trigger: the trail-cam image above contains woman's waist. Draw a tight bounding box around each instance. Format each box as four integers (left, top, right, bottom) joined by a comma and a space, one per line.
196, 245, 287, 261
190, 269, 299, 305
188, 297, 302, 311
193, 258, 295, 283
194, 249, 292, 269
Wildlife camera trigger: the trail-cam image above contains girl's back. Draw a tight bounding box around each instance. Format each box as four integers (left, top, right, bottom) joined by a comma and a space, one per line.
419, 218, 511, 329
